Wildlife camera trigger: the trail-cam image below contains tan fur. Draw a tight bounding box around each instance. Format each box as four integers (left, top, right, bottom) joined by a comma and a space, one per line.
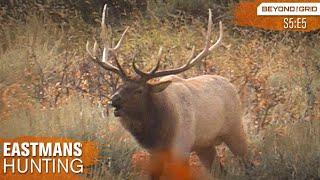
156, 74, 248, 167
114, 74, 248, 176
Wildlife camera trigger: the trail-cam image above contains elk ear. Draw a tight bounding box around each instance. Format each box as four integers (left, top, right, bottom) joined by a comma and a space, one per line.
149, 81, 172, 93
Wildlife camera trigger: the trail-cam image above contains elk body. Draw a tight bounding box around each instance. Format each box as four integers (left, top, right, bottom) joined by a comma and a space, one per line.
86, 5, 248, 179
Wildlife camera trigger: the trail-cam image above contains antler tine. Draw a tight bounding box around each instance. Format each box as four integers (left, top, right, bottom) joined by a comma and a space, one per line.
189, 20, 222, 65
209, 21, 223, 51
100, 34, 127, 78
93, 40, 98, 57
132, 46, 164, 79
186, 46, 196, 65
205, 9, 213, 50
132, 9, 223, 80
111, 27, 129, 51
102, 4, 128, 78
150, 46, 163, 73
106, 26, 129, 78
101, 4, 108, 42
86, 40, 100, 60
132, 58, 147, 77
86, 41, 95, 59
86, 41, 120, 74
85, 4, 129, 79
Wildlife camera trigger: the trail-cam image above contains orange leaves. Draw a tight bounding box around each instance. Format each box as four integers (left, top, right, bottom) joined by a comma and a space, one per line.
131, 150, 194, 179
131, 150, 231, 179
0, 82, 33, 120
131, 151, 150, 170
165, 162, 193, 180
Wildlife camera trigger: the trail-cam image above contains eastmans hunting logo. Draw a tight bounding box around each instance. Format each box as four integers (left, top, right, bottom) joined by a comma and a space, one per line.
2, 142, 83, 173
0, 137, 98, 178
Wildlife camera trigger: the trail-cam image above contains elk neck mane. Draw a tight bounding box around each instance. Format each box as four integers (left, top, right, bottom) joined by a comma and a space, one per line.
119, 90, 176, 150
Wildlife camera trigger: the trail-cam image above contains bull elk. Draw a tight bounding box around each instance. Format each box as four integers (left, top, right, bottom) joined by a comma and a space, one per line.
86, 5, 248, 179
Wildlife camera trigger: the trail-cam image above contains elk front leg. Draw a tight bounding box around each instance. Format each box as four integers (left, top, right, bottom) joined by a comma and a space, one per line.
149, 151, 165, 180
168, 133, 193, 180
195, 146, 216, 170
149, 149, 191, 180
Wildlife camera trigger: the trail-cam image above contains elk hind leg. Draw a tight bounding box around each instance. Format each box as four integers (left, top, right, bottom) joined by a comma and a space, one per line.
223, 127, 248, 158
222, 125, 253, 172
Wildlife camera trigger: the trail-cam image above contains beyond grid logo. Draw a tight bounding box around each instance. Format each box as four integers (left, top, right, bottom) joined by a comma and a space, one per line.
235, 0, 320, 31
257, 3, 320, 16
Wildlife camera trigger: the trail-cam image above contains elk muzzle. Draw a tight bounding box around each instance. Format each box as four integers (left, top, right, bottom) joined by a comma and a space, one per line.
110, 93, 123, 117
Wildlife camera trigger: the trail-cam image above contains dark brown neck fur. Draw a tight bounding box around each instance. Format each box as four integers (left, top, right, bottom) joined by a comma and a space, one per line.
119, 92, 176, 150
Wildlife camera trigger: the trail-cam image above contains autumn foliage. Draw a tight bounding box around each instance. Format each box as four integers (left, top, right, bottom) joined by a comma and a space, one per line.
0, 1, 319, 179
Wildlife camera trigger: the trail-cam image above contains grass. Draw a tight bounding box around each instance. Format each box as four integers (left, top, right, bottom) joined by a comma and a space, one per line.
220, 121, 320, 180
0, 93, 318, 179
0, 3, 319, 179
0, 95, 140, 179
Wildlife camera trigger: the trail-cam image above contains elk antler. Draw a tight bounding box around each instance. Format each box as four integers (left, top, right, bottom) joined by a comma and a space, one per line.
133, 9, 223, 81
86, 4, 129, 80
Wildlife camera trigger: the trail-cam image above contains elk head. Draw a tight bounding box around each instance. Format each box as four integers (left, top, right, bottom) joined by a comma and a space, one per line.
86, 5, 223, 117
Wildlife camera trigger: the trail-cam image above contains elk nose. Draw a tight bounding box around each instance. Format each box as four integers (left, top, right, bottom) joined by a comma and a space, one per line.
110, 93, 121, 107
